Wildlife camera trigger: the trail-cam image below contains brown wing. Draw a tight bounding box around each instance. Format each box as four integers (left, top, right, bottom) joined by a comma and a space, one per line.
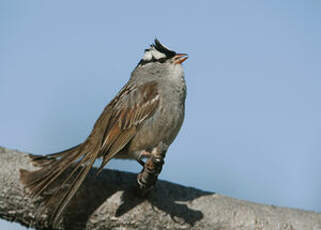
91, 80, 160, 172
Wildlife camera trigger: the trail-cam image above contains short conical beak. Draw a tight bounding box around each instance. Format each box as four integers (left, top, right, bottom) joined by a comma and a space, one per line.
174, 53, 188, 64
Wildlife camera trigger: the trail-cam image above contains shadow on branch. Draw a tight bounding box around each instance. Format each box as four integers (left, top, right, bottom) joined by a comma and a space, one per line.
61, 168, 209, 229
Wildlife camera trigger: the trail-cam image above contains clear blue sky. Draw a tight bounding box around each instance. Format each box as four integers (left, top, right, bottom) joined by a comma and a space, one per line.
1, 1, 321, 229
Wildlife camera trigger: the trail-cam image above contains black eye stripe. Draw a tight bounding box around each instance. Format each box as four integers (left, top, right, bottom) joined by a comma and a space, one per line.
137, 57, 168, 66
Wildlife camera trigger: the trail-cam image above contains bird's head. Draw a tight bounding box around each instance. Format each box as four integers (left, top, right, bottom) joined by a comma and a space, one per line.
137, 39, 188, 67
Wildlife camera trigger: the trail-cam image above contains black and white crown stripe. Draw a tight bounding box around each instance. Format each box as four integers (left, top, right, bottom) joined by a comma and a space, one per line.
137, 39, 176, 66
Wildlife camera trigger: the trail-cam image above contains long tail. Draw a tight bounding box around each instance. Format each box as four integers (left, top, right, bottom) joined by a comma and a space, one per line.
19, 142, 101, 226
27, 144, 81, 167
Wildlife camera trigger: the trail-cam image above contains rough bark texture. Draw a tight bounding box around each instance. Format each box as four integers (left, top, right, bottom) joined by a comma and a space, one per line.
0, 146, 320, 230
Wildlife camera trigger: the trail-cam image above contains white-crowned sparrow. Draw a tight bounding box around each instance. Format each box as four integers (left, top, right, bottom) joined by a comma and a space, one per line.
20, 39, 188, 225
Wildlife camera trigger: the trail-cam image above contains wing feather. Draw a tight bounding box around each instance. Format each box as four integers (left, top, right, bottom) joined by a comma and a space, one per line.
97, 80, 159, 170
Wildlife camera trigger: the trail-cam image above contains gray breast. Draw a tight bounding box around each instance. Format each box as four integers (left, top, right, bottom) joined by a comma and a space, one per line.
128, 62, 186, 152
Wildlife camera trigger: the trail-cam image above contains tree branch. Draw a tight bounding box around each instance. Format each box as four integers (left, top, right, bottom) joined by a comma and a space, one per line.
0, 146, 320, 230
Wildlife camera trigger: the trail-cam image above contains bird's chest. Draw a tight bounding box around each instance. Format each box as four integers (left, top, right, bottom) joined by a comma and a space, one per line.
149, 83, 186, 144
128, 84, 185, 153
158, 101, 185, 142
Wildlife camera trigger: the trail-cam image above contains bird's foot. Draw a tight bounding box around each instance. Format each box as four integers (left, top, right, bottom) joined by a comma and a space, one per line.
136, 156, 164, 196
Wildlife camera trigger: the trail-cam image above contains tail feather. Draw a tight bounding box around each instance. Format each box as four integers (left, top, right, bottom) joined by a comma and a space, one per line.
28, 144, 81, 167
51, 151, 99, 225
30, 150, 84, 198
19, 143, 100, 225
20, 148, 82, 197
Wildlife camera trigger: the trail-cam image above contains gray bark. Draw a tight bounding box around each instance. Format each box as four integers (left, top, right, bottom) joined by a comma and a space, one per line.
0, 146, 320, 230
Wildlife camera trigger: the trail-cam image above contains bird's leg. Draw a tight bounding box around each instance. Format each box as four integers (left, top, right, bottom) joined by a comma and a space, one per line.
136, 142, 168, 196
136, 150, 152, 166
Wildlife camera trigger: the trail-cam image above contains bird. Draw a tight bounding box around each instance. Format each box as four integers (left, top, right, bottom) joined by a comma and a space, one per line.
19, 39, 188, 225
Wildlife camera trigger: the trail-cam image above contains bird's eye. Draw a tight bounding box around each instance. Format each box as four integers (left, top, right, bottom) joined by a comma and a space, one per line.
158, 58, 167, 63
